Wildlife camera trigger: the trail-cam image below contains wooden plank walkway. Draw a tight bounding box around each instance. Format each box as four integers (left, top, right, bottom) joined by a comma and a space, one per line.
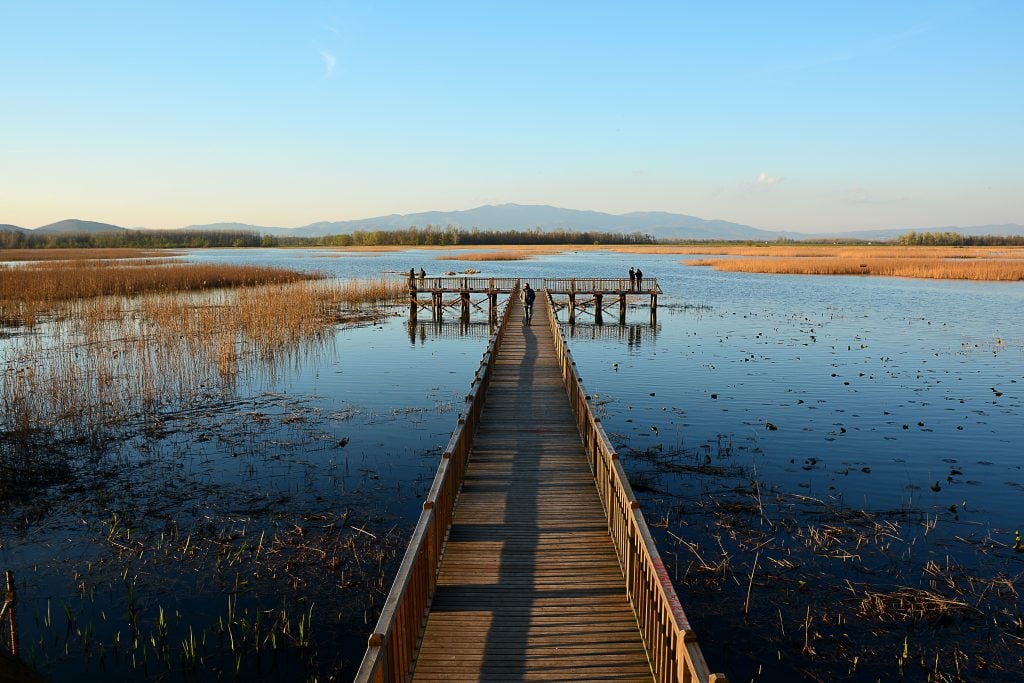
411, 297, 653, 682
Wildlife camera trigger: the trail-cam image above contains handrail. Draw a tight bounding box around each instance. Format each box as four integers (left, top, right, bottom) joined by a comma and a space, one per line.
354, 281, 521, 683
541, 292, 726, 683
404, 276, 660, 294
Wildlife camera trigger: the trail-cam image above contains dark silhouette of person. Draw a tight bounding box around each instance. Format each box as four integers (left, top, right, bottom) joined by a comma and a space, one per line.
635, 268, 643, 290
418, 267, 426, 281
628, 267, 635, 291
523, 283, 536, 322
408, 268, 417, 290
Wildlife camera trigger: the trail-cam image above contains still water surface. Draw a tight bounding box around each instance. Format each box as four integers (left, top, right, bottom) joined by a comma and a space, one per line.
186, 247, 1023, 528
3, 247, 1021, 680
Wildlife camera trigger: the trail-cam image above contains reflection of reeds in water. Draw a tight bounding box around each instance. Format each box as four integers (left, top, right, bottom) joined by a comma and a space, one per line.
1, 277, 405, 441
686, 256, 1024, 281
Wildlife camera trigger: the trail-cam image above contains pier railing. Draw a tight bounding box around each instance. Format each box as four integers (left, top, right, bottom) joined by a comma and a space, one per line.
354, 283, 520, 683
406, 276, 660, 294
542, 293, 725, 683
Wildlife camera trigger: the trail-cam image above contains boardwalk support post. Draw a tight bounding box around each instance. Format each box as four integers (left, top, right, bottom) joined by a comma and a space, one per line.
619, 292, 627, 324
594, 291, 603, 325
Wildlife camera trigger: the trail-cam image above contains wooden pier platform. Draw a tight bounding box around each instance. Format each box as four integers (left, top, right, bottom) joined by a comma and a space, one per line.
357, 284, 723, 683
410, 297, 652, 681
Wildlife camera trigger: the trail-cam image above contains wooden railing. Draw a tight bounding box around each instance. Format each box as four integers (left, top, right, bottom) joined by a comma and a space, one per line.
354, 283, 520, 683
541, 293, 726, 683
543, 277, 661, 294
405, 276, 660, 294
410, 276, 522, 292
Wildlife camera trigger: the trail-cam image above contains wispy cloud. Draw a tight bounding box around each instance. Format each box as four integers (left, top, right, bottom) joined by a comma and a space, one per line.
321, 23, 343, 38
319, 50, 337, 79
756, 172, 783, 186
746, 3, 986, 82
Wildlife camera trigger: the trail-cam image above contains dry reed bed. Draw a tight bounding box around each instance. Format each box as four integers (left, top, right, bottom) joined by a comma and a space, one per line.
0, 261, 324, 326
441, 251, 539, 261
1, 277, 404, 440
686, 256, 1024, 281
619, 245, 1024, 258
0, 247, 173, 261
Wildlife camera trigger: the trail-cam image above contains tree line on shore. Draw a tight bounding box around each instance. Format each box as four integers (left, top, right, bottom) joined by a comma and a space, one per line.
894, 231, 1024, 246
2, 225, 1023, 250
0, 229, 271, 249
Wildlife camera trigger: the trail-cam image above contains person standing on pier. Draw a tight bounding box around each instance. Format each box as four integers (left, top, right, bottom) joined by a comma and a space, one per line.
408, 268, 417, 290
628, 267, 635, 291
418, 267, 426, 282
523, 283, 536, 322
635, 267, 643, 291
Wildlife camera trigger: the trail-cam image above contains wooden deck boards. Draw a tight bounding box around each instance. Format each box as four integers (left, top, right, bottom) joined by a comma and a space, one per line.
412, 299, 653, 682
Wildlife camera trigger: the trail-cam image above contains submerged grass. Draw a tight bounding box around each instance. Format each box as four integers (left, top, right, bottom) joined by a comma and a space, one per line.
685, 256, 1024, 280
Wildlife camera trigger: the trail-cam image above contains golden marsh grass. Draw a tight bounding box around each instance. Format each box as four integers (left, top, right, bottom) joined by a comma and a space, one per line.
1, 276, 405, 439
0, 261, 322, 326
686, 256, 1024, 280
615, 244, 1024, 259
0, 247, 173, 261
442, 251, 539, 261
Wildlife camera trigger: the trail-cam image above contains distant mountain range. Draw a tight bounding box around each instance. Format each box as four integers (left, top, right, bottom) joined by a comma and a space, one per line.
185, 204, 799, 240
3, 205, 1023, 241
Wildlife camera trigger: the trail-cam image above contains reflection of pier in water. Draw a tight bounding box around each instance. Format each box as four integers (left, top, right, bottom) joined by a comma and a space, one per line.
406, 318, 658, 347
406, 319, 496, 344
560, 321, 659, 347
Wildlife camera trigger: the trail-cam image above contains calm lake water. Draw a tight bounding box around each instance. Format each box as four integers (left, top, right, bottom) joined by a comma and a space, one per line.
2, 247, 1022, 680
186, 246, 1024, 526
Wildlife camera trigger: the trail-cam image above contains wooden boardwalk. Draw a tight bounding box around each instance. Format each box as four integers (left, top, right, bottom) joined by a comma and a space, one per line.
411, 298, 652, 682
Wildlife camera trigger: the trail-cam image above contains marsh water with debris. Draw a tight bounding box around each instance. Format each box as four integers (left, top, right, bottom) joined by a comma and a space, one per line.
2, 248, 1022, 681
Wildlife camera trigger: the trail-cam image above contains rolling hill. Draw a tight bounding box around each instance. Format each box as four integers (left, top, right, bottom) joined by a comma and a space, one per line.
35, 219, 128, 234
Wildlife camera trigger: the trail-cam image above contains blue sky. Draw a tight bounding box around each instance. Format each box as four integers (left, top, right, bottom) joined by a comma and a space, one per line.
1, 1, 1021, 232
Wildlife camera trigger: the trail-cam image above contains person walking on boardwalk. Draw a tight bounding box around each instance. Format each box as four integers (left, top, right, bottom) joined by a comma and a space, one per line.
523, 283, 536, 322
628, 267, 635, 291
635, 267, 643, 291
